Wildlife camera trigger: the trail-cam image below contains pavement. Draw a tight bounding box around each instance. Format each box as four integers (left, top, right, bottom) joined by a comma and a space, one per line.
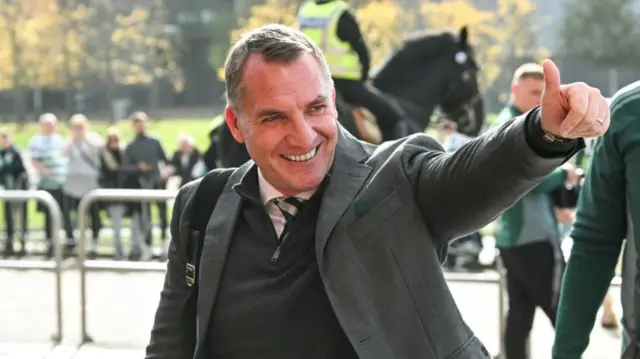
0, 264, 622, 359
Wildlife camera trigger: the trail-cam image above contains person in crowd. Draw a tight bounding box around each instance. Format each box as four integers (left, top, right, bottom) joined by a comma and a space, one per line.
0, 128, 29, 257
61, 114, 103, 258
145, 25, 608, 359
552, 82, 640, 359
164, 132, 206, 188
27, 113, 71, 258
122, 111, 168, 261
492, 63, 584, 359
99, 127, 128, 260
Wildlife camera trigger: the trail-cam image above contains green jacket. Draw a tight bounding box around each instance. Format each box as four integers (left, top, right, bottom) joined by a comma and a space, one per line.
553, 81, 640, 359
493, 105, 565, 248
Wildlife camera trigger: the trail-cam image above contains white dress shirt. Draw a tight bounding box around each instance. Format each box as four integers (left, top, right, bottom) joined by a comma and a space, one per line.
258, 168, 315, 237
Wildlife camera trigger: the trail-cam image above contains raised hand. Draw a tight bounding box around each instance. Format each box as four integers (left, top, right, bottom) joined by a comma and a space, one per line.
539, 59, 609, 139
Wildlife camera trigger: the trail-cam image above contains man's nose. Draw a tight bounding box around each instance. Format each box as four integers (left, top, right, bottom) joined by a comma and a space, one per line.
289, 116, 316, 148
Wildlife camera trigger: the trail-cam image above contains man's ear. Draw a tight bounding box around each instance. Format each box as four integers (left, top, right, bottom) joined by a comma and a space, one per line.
225, 106, 245, 143
330, 88, 338, 117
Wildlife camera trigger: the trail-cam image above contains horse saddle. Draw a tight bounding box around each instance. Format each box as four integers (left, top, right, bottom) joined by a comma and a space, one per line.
335, 92, 382, 144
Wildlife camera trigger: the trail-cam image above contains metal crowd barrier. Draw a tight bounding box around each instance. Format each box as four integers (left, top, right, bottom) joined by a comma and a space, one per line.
69, 188, 625, 351
76, 188, 178, 344
443, 257, 622, 359
0, 190, 64, 343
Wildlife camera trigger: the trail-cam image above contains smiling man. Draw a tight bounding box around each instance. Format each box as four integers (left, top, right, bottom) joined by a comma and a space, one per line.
146, 24, 609, 359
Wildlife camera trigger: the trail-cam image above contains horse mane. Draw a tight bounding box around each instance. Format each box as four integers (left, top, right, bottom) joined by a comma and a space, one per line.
371, 28, 459, 82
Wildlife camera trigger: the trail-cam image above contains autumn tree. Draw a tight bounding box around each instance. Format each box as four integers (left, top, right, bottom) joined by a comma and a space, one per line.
0, 0, 88, 122
78, 0, 183, 120
356, 0, 414, 66
559, 0, 640, 67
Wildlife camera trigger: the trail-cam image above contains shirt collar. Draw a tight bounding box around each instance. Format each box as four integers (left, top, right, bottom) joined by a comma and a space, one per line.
257, 167, 316, 205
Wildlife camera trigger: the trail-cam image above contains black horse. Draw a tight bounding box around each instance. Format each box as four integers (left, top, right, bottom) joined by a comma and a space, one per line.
211, 26, 484, 167
354, 26, 484, 141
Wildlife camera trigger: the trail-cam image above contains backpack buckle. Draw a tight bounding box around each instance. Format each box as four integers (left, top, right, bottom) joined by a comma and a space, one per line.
185, 263, 196, 287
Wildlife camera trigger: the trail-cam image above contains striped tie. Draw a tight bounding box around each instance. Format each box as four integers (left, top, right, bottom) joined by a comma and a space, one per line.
272, 196, 304, 241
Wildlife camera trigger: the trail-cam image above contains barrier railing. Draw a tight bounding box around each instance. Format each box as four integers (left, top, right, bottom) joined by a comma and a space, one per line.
76, 188, 178, 344
70, 188, 624, 351
444, 258, 622, 359
0, 190, 64, 343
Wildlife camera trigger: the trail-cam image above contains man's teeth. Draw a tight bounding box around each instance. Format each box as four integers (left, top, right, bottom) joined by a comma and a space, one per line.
282, 147, 318, 162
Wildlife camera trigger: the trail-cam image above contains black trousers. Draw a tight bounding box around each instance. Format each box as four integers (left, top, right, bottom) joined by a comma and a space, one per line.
141, 180, 169, 245
499, 241, 565, 359
62, 194, 102, 241
334, 78, 406, 141
36, 188, 74, 249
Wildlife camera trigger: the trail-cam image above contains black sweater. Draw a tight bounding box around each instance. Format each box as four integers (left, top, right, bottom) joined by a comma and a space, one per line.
206, 170, 357, 359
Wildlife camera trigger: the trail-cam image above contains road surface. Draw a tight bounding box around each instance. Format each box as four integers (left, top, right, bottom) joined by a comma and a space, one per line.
0, 265, 622, 358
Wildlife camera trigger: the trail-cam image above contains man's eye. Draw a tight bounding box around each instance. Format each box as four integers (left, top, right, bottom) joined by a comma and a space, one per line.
262, 115, 283, 122
310, 104, 327, 114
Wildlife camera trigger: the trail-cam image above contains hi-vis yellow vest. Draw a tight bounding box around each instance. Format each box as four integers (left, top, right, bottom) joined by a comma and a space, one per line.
297, 0, 361, 80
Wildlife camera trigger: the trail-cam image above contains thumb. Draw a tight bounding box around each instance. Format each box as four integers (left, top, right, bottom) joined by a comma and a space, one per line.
542, 59, 561, 94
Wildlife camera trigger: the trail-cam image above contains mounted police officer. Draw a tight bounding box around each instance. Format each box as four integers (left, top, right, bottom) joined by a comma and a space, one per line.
296, 0, 405, 141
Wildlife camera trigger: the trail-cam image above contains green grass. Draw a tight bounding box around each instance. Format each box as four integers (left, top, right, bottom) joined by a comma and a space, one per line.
5, 118, 215, 154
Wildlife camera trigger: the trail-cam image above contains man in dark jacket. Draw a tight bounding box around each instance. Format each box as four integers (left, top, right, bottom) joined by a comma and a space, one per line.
0, 129, 29, 257
123, 112, 169, 260
297, 0, 405, 141
145, 25, 609, 359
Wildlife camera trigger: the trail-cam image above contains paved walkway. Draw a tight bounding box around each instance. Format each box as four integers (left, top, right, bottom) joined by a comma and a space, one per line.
0, 266, 622, 358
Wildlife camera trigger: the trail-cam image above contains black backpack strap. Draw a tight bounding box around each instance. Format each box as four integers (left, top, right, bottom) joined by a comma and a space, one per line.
185, 168, 235, 287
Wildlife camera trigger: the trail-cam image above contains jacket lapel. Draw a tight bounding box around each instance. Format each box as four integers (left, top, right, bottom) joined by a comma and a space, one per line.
196, 163, 250, 342
315, 127, 372, 269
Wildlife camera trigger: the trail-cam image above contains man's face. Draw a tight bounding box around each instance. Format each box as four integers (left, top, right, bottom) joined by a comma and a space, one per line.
225, 53, 338, 196
133, 120, 146, 135
179, 139, 191, 153
512, 77, 544, 113
0, 134, 9, 149
41, 121, 55, 135
71, 123, 86, 139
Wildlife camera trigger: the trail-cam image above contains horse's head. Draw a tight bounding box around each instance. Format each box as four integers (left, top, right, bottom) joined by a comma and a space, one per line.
372, 26, 485, 136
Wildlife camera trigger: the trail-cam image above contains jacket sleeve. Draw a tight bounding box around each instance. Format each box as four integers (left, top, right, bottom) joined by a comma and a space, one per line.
402, 107, 583, 243
552, 109, 640, 359
13, 149, 27, 177
335, 9, 370, 81
145, 183, 198, 358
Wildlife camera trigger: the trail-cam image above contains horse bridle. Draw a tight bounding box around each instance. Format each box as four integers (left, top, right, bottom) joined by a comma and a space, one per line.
435, 92, 482, 134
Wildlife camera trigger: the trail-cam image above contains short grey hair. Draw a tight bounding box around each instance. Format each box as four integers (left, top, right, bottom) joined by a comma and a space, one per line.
39, 113, 57, 125
177, 132, 195, 146
224, 24, 333, 111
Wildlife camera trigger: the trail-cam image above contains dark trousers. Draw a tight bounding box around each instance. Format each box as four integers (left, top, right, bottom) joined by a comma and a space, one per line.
62, 194, 102, 242
141, 180, 168, 246
36, 188, 74, 250
499, 241, 565, 359
143, 201, 168, 245
334, 78, 406, 141
3, 200, 28, 251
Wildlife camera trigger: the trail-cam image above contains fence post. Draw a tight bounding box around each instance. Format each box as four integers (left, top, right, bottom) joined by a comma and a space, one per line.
496, 254, 507, 359
77, 188, 177, 344
0, 190, 64, 343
